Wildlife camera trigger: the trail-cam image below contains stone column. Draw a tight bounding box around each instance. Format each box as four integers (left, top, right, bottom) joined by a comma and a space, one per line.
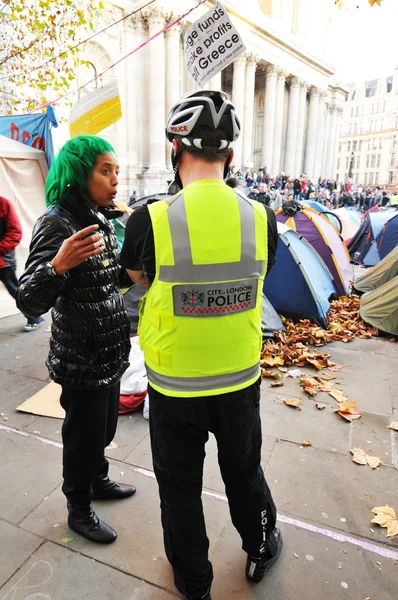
165, 20, 181, 115
294, 80, 308, 177
165, 19, 181, 169
131, 14, 149, 172
272, 68, 288, 175
242, 53, 258, 170
209, 70, 222, 90
284, 76, 301, 177
324, 105, 338, 179
231, 54, 247, 170
143, 7, 167, 172
124, 18, 139, 183
320, 103, 331, 178
331, 107, 343, 179
304, 87, 320, 176
313, 90, 327, 179
262, 64, 278, 172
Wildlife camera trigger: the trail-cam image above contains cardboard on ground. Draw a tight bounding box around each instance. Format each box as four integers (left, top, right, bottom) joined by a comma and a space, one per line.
17, 381, 65, 419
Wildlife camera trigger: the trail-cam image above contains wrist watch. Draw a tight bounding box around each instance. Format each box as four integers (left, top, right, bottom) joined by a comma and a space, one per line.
44, 262, 62, 277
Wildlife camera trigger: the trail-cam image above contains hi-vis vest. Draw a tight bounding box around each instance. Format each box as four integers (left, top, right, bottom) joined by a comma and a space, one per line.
139, 179, 268, 397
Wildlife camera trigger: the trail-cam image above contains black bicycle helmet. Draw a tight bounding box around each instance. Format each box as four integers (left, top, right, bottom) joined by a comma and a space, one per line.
166, 90, 240, 148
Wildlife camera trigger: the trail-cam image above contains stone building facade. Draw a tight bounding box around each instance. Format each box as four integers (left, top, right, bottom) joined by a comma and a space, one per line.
58, 0, 347, 196
336, 69, 398, 187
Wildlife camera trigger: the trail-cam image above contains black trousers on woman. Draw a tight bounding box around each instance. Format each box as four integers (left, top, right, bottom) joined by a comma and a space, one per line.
60, 383, 120, 507
149, 377, 277, 600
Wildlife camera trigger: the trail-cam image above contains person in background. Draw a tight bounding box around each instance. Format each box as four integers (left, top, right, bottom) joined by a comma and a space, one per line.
0, 195, 43, 331
17, 135, 134, 545
121, 91, 281, 600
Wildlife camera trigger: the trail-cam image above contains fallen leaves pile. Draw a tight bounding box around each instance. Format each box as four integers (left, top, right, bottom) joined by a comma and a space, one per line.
261, 296, 378, 372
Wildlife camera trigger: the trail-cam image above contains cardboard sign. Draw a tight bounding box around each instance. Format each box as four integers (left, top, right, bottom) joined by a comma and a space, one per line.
184, 2, 246, 88
69, 81, 122, 138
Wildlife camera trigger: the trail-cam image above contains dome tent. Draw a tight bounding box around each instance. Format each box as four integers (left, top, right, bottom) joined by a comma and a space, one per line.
348, 208, 398, 266
302, 200, 341, 231
360, 276, 398, 336
263, 223, 335, 328
276, 204, 353, 296
354, 246, 398, 293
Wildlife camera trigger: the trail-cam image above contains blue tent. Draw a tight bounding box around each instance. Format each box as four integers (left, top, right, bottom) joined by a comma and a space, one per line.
263, 223, 335, 328
348, 208, 398, 266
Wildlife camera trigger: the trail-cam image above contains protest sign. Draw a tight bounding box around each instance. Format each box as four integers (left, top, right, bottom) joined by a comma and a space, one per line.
69, 81, 122, 138
184, 2, 246, 88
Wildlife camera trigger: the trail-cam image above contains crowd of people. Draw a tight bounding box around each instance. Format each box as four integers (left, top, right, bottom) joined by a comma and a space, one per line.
226, 167, 397, 212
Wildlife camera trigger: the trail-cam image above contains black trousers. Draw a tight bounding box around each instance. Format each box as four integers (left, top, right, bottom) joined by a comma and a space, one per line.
60, 383, 120, 506
149, 378, 277, 600
0, 266, 41, 325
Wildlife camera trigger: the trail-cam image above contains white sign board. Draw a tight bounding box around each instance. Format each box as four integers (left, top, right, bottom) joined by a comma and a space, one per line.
184, 2, 246, 89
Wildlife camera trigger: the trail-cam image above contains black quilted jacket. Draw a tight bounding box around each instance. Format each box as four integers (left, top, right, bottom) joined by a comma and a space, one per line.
17, 187, 131, 389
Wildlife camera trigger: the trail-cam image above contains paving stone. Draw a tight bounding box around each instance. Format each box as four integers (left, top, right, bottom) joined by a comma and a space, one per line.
391, 384, 398, 410
259, 395, 350, 454
327, 337, 388, 355
0, 540, 176, 600
108, 410, 150, 462
324, 345, 389, 380
20, 461, 231, 591
337, 370, 392, 415
263, 441, 398, 548
387, 357, 398, 386
350, 412, 394, 466
0, 519, 42, 587
24, 416, 63, 443
210, 519, 398, 600
0, 371, 47, 429
0, 429, 62, 524
125, 432, 277, 494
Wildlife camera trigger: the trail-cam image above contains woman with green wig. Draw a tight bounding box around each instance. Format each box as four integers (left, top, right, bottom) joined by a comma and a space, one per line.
17, 135, 135, 544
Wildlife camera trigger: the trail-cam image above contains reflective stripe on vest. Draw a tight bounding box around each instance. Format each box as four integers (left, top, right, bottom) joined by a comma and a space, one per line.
159, 191, 265, 283
146, 363, 260, 395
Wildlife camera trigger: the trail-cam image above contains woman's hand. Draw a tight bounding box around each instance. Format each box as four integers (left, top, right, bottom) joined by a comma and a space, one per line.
51, 225, 105, 275
126, 269, 149, 289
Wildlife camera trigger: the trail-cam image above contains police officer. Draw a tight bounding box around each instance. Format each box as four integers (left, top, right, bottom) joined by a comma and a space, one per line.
121, 91, 281, 600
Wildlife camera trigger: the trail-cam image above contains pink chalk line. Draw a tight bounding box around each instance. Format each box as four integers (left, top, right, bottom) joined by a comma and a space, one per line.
1, 423, 397, 561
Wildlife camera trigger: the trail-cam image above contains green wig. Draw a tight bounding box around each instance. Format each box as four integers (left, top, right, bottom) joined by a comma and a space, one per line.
45, 135, 115, 206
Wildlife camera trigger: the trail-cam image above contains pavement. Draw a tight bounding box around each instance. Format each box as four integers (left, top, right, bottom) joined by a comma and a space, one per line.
0, 312, 397, 600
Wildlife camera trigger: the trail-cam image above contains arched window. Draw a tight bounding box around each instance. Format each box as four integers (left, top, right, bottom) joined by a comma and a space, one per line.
77, 61, 98, 98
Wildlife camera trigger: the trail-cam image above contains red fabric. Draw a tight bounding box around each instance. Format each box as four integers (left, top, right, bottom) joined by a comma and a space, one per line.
0, 196, 23, 268
118, 391, 147, 415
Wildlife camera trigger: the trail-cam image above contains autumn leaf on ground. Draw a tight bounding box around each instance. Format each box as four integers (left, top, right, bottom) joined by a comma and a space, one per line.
371, 505, 398, 538
319, 372, 336, 381
300, 377, 320, 396
317, 381, 334, 393
277, 366, 288, 373
283, 398, 302, 411
387, 422, 398, 431
270, 381, 284, 387
316, 403, 326, 410
329, 388, 349, 403
350, 447, 382, 469
106, 441, 118, 450
302, 440, 312, 446
328, 362, 344, 372
261, 356, 284, 367
262, 369, 282, 379
306, 357, 326, 370
335, 400, 361, 421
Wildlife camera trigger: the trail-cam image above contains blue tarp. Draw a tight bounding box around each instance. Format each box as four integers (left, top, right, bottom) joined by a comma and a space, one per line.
0, 106, 58, 167
263, 224, 335, 328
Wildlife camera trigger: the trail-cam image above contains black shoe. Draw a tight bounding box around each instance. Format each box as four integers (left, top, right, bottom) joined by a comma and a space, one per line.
92, 478, 136, 500
245, 527, 283, 583
67, 503, 117, 544
186, 591, 211, 600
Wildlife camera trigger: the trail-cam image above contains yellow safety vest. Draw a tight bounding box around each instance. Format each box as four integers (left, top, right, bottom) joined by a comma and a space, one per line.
139, 179, 268, 397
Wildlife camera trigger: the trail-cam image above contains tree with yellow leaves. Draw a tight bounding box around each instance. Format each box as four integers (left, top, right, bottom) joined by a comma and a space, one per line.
0, 0, 104, 114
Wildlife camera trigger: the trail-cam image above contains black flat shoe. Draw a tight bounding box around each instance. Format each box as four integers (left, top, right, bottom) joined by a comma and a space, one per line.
92, 480, 136, 500
67, 504, 117, 544
245, 527, 283, 583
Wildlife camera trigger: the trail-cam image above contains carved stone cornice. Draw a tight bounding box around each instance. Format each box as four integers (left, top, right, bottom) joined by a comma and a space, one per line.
165, 18, 182, 38
244, 52, 259, 67
277, 67, 289, 82
309, 86, 321, 99
234, 53, 247, 67
289, 76, 301, 90
142, 6, 168, 28
265, 64, 279, 78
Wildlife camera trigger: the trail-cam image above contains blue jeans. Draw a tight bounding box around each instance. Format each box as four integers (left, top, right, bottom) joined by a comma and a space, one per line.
0, 266, 42, 324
